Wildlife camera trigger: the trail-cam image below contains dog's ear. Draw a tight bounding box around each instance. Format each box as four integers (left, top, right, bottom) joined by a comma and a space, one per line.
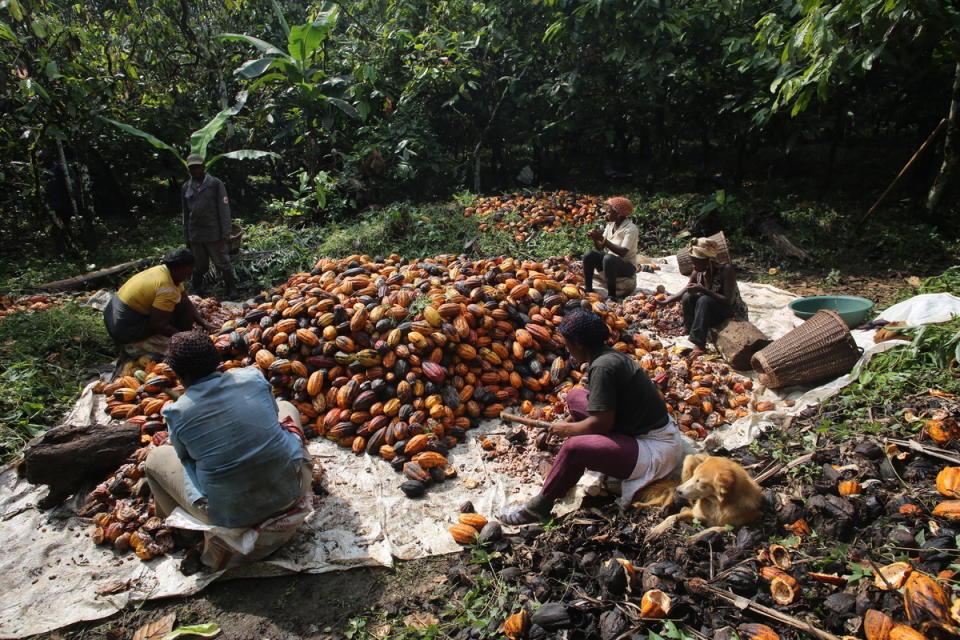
681, 454, 709, 481
715, 468, 736, 499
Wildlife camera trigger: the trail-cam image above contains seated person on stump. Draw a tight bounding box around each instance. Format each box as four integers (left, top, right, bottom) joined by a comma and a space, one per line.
103, 249, 210, 356
657, 237, 747, 353
583, 196, 639, 301
499, 310, 684, 525
145, 331, 312, 571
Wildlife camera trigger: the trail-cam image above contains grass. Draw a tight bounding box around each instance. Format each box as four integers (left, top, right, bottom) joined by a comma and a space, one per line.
0, 302, 114, 461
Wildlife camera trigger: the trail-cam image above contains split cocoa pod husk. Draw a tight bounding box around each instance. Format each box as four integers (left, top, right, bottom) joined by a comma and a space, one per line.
936, 467, 960, 498
639, 589, 671, 618
888, 624, 926, 640
737, 623, 780, 640
864, 609, 895, 640
874, 562, 913, 591
903, 571, 950, 625
838, 480, 862, 496
502, 610, 529, 640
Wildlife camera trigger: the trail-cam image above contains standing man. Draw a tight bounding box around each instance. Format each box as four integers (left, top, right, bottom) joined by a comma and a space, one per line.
182, 154, 238, 298
582, 196, 639, 301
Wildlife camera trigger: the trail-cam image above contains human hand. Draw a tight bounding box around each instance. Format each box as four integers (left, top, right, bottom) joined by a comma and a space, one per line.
549, 421, 573, 439
685, 284, 708, 295
586, 228, 602, 242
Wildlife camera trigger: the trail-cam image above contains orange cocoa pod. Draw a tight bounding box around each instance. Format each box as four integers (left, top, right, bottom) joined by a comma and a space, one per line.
458, 513, 488, 529
448, 523, 479, 545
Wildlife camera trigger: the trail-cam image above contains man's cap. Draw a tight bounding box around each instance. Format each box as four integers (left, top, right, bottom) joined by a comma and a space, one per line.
161, 248, 195, 267
186, 154, 205, 167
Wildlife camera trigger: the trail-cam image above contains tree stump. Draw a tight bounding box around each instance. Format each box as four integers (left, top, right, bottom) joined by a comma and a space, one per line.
712, 319, 771, 371
19, 422, 140, 507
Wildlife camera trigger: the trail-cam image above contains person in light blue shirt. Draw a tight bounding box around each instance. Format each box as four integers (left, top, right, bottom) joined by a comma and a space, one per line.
145, 331, 311, 570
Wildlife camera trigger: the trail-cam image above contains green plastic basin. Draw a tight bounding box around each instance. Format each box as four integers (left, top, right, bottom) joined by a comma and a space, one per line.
788, 295, 875, 328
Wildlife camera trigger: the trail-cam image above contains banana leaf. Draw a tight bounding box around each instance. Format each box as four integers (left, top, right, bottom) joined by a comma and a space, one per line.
217, 33, 285, 57
188, 91, 249, 159
101, 118, 182, 161
205, 149, 279, 167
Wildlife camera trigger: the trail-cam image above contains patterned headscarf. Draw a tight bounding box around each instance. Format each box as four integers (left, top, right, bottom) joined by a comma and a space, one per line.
165, 330, 220, 382
605, 197, 633, 218
689, 237, 720, 260
558, 309, 610, 349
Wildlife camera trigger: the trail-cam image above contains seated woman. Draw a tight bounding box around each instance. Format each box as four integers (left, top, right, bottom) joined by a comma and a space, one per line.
657, 237, 747, 352
583, 197, 639, 301
145, 331, 312, 571
103, 249, 210, 356
500, 310, 684, 524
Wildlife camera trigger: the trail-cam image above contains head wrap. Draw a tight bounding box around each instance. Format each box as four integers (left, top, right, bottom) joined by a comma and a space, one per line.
605, 197, 633, 218
165, 330, 220, 382
161, 248, 195, 267
689, 237, 719, 260
558, 309, 610, 349
186, 154, 205, 167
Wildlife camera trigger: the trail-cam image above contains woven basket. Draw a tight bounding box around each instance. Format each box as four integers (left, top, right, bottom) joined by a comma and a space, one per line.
750, 309, 860, 389
677, 231, 730, 275
228, 223, 243, 254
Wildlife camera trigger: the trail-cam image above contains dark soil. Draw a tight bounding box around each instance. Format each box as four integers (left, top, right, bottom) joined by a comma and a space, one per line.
43, 557, 457, 640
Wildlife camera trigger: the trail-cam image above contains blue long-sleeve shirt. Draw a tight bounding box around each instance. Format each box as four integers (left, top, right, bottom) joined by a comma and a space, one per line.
161, 367, 306, 527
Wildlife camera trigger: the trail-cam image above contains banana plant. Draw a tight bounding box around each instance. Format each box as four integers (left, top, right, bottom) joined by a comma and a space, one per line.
218, 3, 360, 121
102, 91, 279, 167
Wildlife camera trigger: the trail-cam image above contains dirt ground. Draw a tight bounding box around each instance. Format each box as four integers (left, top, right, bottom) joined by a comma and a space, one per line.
45, 556, 457, 640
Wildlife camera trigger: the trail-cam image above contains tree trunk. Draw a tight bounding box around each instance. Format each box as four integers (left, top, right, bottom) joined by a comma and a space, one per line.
926, 61, 960, 213
20, 421, 141, 507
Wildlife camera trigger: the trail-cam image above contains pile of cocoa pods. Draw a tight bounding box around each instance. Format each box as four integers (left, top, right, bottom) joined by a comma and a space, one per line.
84, 357, 182, 559
463, 191, 604, 242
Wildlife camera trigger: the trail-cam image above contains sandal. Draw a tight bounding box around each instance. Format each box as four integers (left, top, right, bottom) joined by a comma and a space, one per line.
499, 503, 549, 526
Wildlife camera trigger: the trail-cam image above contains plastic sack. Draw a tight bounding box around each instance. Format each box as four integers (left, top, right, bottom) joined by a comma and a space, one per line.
878, 293, 960, 326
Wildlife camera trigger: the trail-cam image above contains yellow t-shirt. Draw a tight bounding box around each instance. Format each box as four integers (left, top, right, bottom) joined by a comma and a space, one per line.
118, 265, 184, 314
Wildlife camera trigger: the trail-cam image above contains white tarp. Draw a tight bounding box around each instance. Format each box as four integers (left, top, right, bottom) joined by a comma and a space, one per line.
1, 257, 950, 637
0, 385, 539, 639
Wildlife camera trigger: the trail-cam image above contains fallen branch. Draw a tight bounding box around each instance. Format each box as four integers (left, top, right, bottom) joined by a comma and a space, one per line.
759, 219, 813, 263
886, 437, 960, 465
31, 256, 158, 292
689, 580, 842, 640
754, 451, 815, 484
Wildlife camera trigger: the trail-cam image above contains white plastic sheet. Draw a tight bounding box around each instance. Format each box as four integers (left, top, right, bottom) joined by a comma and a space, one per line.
0, 384, 537, 638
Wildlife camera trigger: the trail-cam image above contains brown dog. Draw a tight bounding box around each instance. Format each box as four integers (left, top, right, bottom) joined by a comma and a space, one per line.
639, 454, 763, 539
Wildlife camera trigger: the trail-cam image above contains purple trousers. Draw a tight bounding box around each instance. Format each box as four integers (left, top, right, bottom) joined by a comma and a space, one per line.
541, 388, 639, 500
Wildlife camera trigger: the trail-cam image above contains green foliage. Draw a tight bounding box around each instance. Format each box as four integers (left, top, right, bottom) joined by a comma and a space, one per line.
0, 302, 113, 462
919, 266, 960, 295
820, 316, 960, 438
104, 91, 278, 167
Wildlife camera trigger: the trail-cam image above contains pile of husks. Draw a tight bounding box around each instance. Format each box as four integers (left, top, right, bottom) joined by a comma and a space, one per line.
615, 291, 687, 338
0, 293, 60, 320
416, 392, 960, 640
463, 191, 604, 242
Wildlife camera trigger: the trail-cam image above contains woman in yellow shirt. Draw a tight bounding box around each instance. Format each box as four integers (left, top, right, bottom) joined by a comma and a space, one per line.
103, 249, 210, 354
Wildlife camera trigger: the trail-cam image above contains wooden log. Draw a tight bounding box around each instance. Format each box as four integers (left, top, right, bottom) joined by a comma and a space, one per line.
759, 219, 813, 263
19, 422, 141, 507
712, 319, 771, 370
30, 256, 158, 292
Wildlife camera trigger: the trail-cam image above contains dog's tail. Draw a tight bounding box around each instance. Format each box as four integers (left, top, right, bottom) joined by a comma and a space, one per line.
632, 477, 679, 508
